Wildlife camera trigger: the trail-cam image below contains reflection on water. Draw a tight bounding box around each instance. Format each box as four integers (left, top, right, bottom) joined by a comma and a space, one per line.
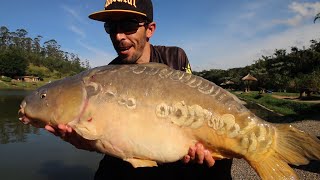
0, 90, 103, 180
0, 89, 38, 144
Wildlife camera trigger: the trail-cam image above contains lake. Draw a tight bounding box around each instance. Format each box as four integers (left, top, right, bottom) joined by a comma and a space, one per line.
0, 89, 103, 180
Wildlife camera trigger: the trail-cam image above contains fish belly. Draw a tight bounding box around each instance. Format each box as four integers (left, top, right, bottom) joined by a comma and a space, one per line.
75, 101, 196, 163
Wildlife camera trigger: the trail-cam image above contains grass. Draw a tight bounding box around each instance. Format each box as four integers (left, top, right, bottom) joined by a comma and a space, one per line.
0, 80, 10, 87
272, 92, 300, 97
0, 81, 45, 90
0, 78, 58, 90
235, 91, 320, 121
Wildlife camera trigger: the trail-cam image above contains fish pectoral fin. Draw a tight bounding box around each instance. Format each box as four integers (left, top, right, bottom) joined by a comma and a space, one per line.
72, 123, 98, 140
210, 152, 225, 160
124, 158, 158, 168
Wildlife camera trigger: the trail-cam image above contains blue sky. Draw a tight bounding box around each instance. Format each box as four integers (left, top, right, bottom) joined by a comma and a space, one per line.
1, 0, 320, 70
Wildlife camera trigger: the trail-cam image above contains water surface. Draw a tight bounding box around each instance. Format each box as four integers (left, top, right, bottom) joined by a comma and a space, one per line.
0, 89, 103, 180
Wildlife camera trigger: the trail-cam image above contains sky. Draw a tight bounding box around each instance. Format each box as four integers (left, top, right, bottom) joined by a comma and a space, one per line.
1, 0, 320, 71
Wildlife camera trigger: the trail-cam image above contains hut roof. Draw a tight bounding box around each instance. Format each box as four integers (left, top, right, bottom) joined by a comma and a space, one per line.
242, 73, 257, 81
220, 80, 234, 86
225, 80, 235, 84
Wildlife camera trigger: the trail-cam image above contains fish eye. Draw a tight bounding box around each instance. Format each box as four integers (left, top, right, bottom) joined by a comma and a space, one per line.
40, 93, 47, 99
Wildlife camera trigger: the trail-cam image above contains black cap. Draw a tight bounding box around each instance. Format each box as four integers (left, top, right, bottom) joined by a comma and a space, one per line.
89, 0, 153, 22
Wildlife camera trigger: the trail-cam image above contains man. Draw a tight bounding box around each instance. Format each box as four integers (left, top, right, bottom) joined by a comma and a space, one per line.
45, 0, 232, 179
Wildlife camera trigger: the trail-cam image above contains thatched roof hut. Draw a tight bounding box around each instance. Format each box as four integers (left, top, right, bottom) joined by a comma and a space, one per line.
242, 74, 257, 81
242, 74, 257, 92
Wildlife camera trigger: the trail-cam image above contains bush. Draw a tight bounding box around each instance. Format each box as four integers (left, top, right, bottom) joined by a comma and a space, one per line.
0, 76, 12, 82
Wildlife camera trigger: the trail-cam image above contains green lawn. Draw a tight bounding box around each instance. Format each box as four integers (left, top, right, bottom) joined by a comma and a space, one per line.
235, 91, 320, 120
0, 78, 58, 90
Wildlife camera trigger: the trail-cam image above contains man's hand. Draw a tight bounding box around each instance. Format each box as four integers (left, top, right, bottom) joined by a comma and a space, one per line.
45, 124, 96, 152
182, 142, 215, 167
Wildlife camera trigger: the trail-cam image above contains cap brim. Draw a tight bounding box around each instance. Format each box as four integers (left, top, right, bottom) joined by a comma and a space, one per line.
89, 10, 147, 22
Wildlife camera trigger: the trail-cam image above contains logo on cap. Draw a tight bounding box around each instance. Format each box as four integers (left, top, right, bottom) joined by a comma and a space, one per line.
105, 0, 137, 8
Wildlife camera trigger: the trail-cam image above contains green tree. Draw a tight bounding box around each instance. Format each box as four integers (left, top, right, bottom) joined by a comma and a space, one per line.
43, 39, 62, 58
26, 64, 50, 79
314, 13, 320, 23
0, 49, 27, 77
0, 26, 10, 50
32, 35, 42, 54
250, 58, 270, 89
10, 29, 28, 50
0, 26, 89, 78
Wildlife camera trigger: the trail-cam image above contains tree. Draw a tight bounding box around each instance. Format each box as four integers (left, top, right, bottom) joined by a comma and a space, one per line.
310, 39, 320, 53
0, 26, 89, 78
32, 35, 42, 54
43, 39, 62, 58
314, 13, 320, 23
0, 49, 27, 77
0, 26, 10, 50
273, 49, 286, 58
10, 29, 28, 49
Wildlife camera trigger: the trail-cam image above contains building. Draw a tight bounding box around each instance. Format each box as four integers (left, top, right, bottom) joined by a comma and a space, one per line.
13, 76, 41, 82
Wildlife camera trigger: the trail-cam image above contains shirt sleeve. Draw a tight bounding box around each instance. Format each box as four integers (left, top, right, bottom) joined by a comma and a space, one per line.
177, 47, 192, 74
152, 45, 193, 74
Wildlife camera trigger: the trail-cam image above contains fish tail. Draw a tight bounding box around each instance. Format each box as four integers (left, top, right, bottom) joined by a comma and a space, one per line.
249, 124, 320, 179
249, 155, 299, 179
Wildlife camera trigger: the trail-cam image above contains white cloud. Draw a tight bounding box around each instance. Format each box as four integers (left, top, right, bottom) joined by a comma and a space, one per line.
190, 23, 320, 71
273, 2, 320, 26
69, 25, 86, 38
77, 40, 116, 67
185, 1, 320, 71
238, 12, 256, 20
255, 23, 319, 53
61, 5, 85, 24
61, 4, 89, 40
290, 2, 320, 16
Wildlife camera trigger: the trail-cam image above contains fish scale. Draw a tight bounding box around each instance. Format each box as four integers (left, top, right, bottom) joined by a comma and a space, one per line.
18, 63, 320, 179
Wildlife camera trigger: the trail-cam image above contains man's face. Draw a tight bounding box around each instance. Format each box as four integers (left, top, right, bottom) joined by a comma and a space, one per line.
107, 16, 149, 64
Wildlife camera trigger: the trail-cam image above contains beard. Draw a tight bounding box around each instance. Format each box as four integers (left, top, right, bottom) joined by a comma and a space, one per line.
111, 33, 150, 64
112, 33, 148, 64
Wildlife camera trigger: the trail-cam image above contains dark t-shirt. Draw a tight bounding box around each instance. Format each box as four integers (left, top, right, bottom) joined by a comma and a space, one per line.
95, 45, 233, 180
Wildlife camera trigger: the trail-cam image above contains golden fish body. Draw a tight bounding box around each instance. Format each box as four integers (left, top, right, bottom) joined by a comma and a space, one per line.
19, 63, 320, 179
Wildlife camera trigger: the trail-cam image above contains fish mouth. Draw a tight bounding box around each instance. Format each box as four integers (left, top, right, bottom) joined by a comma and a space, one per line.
18, 100, 42, 127
18, 108, 45, 128
18, 100, 30, 125
19, 115, 31, 125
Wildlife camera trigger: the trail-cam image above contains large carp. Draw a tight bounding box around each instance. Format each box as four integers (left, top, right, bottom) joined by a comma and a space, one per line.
18, 63, 320, 179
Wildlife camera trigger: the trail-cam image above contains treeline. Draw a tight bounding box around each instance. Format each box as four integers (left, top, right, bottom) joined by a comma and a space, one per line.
0, 26, 90, 79
194, 39, 320, 92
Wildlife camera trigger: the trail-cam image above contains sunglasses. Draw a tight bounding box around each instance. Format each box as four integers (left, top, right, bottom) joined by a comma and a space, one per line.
104, 19, 148, 34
